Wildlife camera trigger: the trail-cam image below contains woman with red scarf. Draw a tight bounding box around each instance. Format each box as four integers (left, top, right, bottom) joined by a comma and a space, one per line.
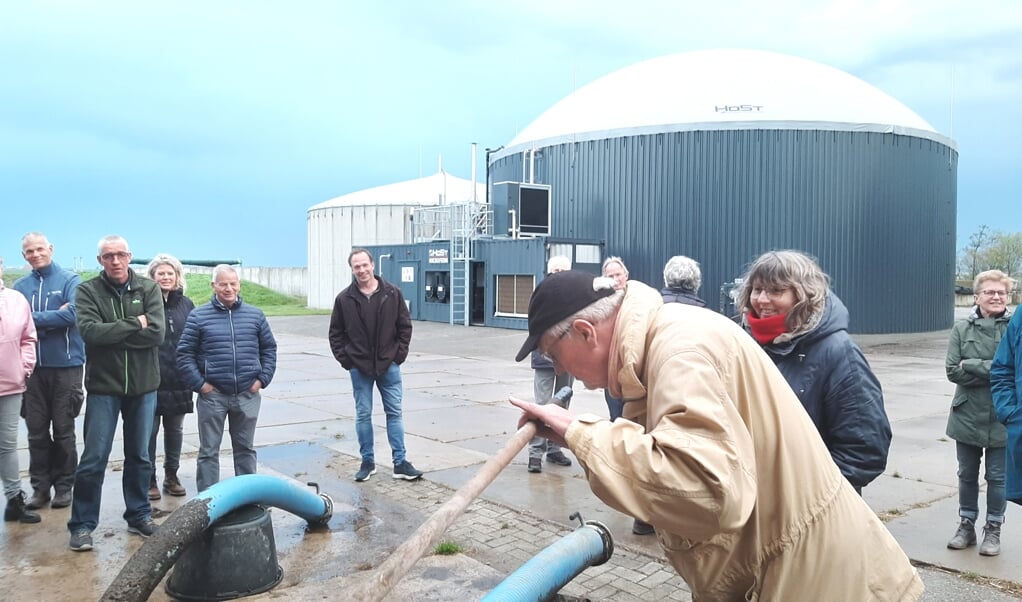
737, 250, 891, 494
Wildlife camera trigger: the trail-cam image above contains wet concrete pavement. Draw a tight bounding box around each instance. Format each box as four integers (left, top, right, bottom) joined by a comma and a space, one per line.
2, 310, 1020, 600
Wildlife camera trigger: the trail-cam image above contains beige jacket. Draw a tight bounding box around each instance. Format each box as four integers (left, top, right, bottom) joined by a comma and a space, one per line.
565, 282, 922, 601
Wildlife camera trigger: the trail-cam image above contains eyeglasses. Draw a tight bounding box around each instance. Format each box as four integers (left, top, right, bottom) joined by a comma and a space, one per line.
978, 290, 1008, 297
750, 286, 790, 299
540, 330, 571, 365
100, 252, 130, 262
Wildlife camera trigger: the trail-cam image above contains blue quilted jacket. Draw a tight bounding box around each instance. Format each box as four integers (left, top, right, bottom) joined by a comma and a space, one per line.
176, 294, 277, 395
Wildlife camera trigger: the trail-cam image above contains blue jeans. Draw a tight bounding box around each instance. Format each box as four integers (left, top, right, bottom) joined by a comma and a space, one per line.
956, 441, 1006, 524
196, 390, 261, 492
605, 389, 624, 421
68, 392, 156, 532
350, 364, 406, 466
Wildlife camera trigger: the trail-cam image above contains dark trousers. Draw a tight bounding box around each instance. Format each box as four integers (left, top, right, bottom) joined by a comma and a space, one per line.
23, 366, 84, 495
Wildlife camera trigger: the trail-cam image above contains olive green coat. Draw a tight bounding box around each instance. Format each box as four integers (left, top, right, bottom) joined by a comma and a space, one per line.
946, 307, 1012, 448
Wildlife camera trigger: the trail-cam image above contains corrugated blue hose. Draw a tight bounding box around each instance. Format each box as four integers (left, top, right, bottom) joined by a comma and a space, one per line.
101, 474, 333, 602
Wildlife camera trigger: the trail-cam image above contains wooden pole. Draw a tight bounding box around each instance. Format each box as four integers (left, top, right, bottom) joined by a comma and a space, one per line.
348, 422, 538, 601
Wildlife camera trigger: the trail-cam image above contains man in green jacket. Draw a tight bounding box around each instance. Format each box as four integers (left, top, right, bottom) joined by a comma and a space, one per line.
67, 235, 164, 552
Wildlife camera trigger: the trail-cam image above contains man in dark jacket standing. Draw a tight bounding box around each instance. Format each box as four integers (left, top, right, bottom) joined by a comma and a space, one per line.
177, 264, 277, 493
68, 235, 164, 552
14, 232, 86, 511
329, 248, 421, 482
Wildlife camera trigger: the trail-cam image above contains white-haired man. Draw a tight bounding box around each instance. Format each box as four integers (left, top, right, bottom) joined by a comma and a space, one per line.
510, 270, 923, 600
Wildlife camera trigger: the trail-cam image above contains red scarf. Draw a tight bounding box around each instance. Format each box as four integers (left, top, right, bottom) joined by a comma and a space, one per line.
747, 313, 788, 344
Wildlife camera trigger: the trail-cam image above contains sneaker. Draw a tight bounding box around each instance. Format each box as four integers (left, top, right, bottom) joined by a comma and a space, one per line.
527, 458, 542, 473
546, 452, 572, 467
632, 519, 655, 536
69, 529, 94, 552
51, 490, 73, 509
354, 460, 376, 482
947, 517, 977, 550
127, 518, 158, 538
979, 521, 1001, 557
393, 461, 423, 481
24, 491, 51, 511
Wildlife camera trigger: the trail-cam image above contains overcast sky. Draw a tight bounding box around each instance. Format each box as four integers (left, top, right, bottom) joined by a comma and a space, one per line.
1, 1, 1019, 268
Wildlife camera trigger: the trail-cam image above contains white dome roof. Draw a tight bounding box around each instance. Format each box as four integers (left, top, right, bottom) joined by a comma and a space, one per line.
309, 171, 486, 211
498, 49, 952, 158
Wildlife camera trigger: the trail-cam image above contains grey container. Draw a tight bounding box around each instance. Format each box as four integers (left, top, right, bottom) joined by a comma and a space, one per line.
166, 504, 283, 601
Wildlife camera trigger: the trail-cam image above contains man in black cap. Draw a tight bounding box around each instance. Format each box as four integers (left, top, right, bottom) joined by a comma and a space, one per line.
510, 270, 923, 600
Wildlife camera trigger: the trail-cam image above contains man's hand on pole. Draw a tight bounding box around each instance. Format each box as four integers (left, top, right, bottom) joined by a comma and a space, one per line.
510, 395, 574, 449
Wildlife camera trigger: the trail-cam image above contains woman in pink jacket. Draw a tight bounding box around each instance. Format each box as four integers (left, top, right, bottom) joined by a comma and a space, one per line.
0, 256, 40, 524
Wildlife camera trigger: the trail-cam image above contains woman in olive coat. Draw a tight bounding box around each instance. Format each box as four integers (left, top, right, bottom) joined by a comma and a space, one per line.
945, 269, 1015, 556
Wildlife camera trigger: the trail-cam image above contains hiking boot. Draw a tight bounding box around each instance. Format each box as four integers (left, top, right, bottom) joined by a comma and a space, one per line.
528, 458, 542, 473
24, 490, 50, 511
546, 451, 572, 467
354, 460, 376, 482
148, 476, 161, 500
979, 521, 1001, 556
947, 517, 977, 550
163, 471, 186, 497
51, 489, 73, 509
4, 491, 42, 524
393, 461, 423, 481
127, 517, 158, 538
632, 519, 655, 536
69, 529, 94, 552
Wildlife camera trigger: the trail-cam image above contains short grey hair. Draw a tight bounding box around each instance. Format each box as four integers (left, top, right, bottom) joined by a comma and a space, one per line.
663, 255, 701, 292
973, 269, 1016, 294
602, 256, 628, 277
211, 264, 238, 283
97, 234, 130, 254
147, 253, 187, 293
21, 232, 50, 246
547, 255, 571, 273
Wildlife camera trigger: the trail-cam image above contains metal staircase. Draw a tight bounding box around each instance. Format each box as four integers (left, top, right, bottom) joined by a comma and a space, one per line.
412, 202, 492, 326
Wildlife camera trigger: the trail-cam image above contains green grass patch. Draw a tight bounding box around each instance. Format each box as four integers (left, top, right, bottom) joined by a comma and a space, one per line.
3, 269, 328, 317
434, 541, 462, 555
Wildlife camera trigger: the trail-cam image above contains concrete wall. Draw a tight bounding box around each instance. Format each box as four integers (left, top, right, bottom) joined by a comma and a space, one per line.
183, 266, 308, 298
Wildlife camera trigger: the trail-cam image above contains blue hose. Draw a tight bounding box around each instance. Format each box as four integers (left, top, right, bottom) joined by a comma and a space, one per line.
482, 520, 614, 601
101, 475, 332, 602
194, 474, 333, 524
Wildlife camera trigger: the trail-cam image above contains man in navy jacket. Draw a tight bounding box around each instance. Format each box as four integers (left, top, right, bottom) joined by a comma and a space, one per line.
177, 264, 277, 492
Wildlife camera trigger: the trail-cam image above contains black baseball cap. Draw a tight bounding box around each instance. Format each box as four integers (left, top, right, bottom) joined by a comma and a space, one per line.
514, 270, 616, 362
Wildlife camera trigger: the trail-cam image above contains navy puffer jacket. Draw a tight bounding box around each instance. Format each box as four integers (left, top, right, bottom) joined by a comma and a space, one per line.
747, 293, 891, 490
177, 294, 277, 395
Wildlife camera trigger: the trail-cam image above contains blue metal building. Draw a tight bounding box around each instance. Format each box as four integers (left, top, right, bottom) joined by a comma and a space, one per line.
487, 49, 958, 334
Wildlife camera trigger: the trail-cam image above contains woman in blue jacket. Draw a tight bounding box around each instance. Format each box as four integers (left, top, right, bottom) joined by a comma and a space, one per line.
737, 250, 891, 494
945, 270, 1013, 556
992, 297, 1022, 514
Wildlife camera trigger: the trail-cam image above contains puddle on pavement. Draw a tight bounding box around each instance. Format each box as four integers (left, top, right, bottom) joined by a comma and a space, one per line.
252, 441, 429, 586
